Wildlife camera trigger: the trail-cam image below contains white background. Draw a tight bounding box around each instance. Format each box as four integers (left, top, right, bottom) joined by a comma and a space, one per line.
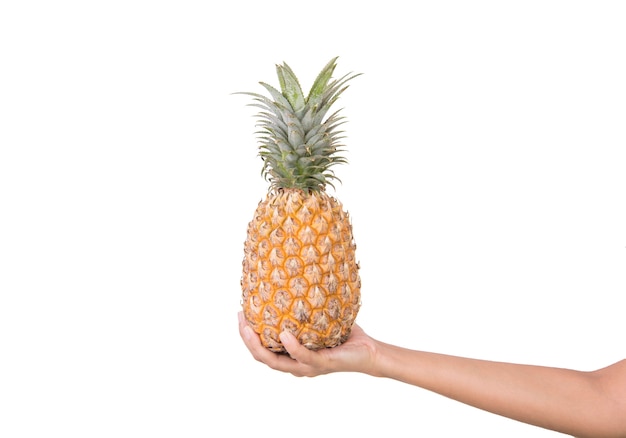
1, 1, 625, 437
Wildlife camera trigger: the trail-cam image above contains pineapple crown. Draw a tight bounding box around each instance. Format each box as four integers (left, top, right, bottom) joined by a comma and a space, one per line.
237, 57, 360, 192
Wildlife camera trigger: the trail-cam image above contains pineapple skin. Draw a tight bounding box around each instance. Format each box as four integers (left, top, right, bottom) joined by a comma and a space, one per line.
241, 188, 361, 352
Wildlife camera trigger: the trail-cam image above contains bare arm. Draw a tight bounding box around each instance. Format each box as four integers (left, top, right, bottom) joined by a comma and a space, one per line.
375, 340, 626, 438
238, 312, 626, 438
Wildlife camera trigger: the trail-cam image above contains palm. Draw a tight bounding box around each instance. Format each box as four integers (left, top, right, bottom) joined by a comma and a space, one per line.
317, 325, 372, 363
282, 323, 376, 376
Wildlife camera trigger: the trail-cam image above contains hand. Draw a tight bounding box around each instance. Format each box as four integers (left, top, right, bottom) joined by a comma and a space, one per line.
238, 311, 377, 377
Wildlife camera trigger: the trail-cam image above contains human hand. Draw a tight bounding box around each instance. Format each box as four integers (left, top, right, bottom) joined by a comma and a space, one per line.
238, 311, 377, 377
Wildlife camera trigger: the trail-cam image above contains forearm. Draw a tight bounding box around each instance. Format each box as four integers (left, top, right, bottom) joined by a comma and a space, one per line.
371, 341, 623, 438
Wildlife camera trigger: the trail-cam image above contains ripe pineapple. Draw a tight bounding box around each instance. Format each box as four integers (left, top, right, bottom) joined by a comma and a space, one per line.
238, 57, 362, 352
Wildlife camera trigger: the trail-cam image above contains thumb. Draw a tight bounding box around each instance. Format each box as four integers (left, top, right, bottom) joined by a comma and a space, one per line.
280, 331, 312, 363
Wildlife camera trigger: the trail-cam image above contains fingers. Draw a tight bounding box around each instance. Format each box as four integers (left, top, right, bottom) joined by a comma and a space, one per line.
237, 312, 303, 374
238, 312, 272, 362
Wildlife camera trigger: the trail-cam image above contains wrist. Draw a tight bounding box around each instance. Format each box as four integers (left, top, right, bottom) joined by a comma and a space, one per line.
363, 338, 389, 378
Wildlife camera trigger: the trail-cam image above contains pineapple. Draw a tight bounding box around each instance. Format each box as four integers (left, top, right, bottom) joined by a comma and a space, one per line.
238, 57, 362, 352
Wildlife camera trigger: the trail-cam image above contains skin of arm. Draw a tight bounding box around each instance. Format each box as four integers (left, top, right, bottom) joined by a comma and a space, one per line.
238, 312, 626, 438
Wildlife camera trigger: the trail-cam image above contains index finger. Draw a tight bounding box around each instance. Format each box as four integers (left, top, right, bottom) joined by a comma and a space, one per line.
237, 312, 302, 373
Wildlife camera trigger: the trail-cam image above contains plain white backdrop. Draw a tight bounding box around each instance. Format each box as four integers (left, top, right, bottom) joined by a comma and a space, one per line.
1, 1, 625, 437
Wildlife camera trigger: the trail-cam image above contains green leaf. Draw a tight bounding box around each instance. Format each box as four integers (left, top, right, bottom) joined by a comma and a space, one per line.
258, 82, 292, 109
307, 57, 338, 104
276, 62, 305, 112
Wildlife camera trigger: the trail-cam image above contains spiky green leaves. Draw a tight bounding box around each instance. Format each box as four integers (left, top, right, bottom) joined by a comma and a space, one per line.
276, 62, 306, 113
237, 57, 360, 192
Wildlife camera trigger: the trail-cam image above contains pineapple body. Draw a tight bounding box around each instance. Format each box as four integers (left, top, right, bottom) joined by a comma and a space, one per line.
242, 189, 360, 352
